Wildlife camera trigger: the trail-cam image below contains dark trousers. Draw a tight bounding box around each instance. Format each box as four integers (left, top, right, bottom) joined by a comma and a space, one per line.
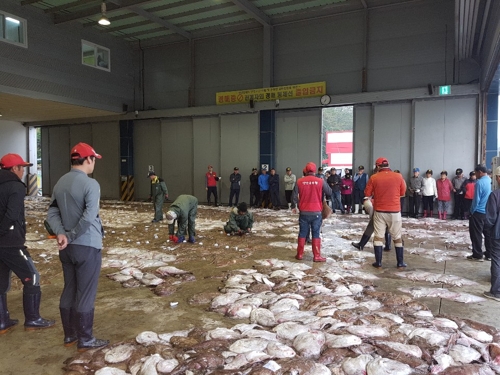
285, 190, 293, 204
259, 190, 270, 208
59, 244, 102, 313
0, 247, 40, 294
270, 189, 281, 208
299, 214, 322, 239
207, 186, 218, 205
408, 193, 421, 218
422, 195, 434, 212
453, 193, 464, 219
469, 212, 492, 259
229, 189, 240, 206
153, 195, 164, 221
342, 194, 352, 208
490, 238, 500, 295
353, 189, 364, 205
400, 197, 405, 215
250, 188, 259, 207
463, 199, 473, 217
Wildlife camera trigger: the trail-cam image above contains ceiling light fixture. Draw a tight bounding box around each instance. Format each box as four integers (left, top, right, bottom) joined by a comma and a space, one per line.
98, 1, 110, 26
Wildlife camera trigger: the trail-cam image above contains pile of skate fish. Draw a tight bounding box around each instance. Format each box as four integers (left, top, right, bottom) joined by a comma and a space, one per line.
105, 254, 195, 296
65, 259, 500, 375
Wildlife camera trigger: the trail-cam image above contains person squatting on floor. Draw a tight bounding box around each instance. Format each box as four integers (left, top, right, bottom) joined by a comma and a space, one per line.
229, 167, 241, 207
284, 167, 296, 210
468, 164, 492, 262
351, 197, 392, 251
166, 194, 198, 244
364, 157, 407, 269
224, 202, 254, 235
0, 153, 55, 335
148, 171, 168, 222
292, 162, 332, 262
46, 143, 108, 351
205, 165, 220, 206
484, 166, 500, 302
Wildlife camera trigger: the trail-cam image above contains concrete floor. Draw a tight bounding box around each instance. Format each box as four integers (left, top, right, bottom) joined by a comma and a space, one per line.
0, 203, 498, 374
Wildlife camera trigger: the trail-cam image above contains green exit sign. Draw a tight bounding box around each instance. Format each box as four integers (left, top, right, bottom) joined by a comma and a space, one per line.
439, 85, 451, 95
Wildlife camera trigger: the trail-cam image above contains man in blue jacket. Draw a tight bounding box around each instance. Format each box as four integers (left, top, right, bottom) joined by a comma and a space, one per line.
258, 167, 270, 209
0, 154, 55, 334
468, 164, 492, 261
353, 165, 369, 214
485, 166, 500, 301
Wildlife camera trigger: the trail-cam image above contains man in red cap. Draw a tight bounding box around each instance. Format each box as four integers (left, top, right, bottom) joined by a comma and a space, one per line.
205, 165, 220, 206
292, 162, 332, 262
0, 153, 55, 334
364, 157, 407, 269
46, 142, 109, 351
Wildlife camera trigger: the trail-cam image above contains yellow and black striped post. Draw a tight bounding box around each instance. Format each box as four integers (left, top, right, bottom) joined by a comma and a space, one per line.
120, 175, 135, 201
27, 174, 38, 196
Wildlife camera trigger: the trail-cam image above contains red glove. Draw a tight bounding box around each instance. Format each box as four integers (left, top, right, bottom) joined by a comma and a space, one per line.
169, 235, 179, 242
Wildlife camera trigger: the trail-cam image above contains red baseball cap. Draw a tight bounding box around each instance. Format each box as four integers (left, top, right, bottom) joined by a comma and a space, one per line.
305, 162, 316, 173
70, 143, 102, 159
0, 153, 33, 168
375, 157, 389, 166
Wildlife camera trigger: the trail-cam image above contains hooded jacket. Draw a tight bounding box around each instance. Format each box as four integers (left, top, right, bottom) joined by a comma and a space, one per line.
0, 169, 27, 247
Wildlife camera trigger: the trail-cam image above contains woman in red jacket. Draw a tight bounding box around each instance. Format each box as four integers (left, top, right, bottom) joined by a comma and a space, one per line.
436, 171, 453, 220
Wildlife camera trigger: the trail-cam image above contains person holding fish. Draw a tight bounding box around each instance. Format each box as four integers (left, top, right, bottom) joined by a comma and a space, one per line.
165, 194, 198, 244
364, 157, 407, 269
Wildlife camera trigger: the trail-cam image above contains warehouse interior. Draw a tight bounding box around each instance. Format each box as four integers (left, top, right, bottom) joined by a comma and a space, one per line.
1, 0, 500, 374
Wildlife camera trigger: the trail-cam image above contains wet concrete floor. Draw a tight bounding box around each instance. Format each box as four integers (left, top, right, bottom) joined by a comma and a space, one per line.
0, 200, 498, 374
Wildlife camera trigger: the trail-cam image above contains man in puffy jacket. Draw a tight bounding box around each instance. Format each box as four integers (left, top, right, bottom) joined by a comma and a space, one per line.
165, 195, 198, 244
292, 162, 332, 262
224, 202, 254, 235
0, 154, 55, 335
269, 168, 281, 210
364, 157, 407, 269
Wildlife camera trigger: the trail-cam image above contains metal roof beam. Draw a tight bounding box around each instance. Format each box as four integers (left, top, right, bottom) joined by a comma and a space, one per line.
21, 0, 43, 6
230, 0, 271, 26
44, 0, 98, 14
53, 0, 156, 24
109, 0, 191, 40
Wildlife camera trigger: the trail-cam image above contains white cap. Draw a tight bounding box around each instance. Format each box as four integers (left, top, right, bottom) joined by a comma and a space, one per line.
165, 211, 177, 224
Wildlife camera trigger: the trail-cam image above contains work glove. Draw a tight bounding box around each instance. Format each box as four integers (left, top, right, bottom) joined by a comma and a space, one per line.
176, 236, 185, 243
188, 236, 196, 243
237, 230, 244, 236
169, 235, 179, 242
165, 195, 169, 200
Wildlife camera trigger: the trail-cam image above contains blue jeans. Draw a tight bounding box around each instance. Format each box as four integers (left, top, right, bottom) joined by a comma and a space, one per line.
331, 191, 344, 212
299, 214, 322, 239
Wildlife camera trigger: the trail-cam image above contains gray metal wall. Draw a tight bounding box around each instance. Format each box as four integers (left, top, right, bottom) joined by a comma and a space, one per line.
220, 114, 259, 205
1, 0, 135, 113
353, 96, 477, 212
41, 123, 120, 198
275, 110, 322, 202
141, 0, 464, 110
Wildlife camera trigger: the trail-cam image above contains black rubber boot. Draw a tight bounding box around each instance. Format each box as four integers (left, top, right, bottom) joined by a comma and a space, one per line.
384, 232, 392, 251
0, 294, 18, 334
60, 307, 78, 347
77, 310, 109, 352
23, 292, 55, 330
352, 234, 370, 250
372, 246, 383, 268
396, 247, 407, 268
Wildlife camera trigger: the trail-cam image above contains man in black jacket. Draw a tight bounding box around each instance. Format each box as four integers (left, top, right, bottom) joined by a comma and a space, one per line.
249, 168, 259, 208
327, 168, 344, 214
484, 166, 500, 302
229, 167, 241, 207
0, 153, 55, 334
269, 168, 281, 210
